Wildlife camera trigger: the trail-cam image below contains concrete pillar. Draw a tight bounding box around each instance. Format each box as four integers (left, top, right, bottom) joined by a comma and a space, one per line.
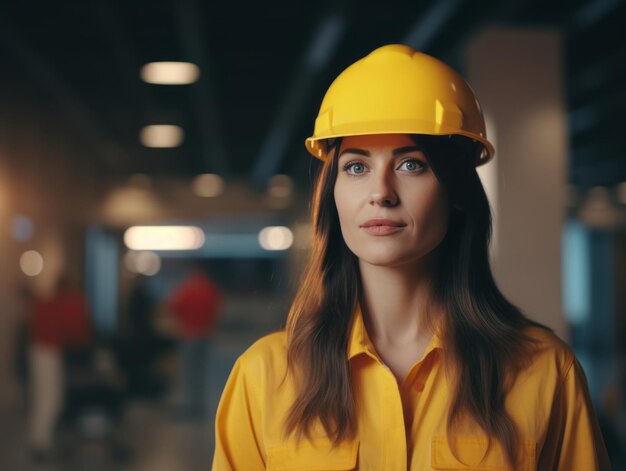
466, 28, 568, 338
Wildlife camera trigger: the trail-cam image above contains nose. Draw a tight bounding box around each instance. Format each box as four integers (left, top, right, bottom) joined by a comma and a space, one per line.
369, 168, 398, 207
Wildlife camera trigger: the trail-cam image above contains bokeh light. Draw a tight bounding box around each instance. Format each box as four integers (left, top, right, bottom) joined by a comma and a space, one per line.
139, 125, 185, 148
124, 226, 205, 251
124, 251, 161, 276
258, 226, 293, 251
192, 174, 225, 198
140, 61, 200, 85
20, 250, 44, 276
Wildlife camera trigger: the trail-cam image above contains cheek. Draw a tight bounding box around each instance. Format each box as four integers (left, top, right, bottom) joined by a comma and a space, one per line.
333, 183, 361, 246
424, 189, 451, 240
409, 185, 450, 235
333, 183, 353, 225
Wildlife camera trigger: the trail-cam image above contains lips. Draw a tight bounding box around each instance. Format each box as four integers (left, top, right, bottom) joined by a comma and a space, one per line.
360, 218, 406, 236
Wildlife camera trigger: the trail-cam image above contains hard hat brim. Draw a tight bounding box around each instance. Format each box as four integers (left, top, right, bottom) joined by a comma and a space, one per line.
305, 131, 494, 167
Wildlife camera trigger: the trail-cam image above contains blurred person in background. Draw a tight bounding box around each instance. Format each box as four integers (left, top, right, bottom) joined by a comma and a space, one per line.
166, 262, 222, 420
118, 274, 170, 399
212, 45, 610, 470
13, 282, 35, 412
27, 273, 90, 461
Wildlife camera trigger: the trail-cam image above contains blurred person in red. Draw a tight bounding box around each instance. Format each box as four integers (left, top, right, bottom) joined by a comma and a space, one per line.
27, 273, 91, 460
166, 263, 222, 420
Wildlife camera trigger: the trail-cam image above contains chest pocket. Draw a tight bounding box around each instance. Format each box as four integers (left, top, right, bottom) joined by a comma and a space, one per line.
267, 438, 359, 471
431, 435, 536, 471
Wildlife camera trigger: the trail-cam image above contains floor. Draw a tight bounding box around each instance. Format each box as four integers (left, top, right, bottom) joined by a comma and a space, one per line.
0, 331, 262, 471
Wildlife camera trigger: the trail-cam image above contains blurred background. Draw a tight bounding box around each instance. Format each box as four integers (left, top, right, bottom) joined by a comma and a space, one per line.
0, 0, 625, 469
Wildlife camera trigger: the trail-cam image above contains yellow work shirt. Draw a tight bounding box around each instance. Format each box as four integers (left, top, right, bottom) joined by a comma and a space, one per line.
212, 307, 611, 470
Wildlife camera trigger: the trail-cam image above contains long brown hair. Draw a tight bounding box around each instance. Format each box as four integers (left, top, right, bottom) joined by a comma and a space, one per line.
285, 135, 548, 466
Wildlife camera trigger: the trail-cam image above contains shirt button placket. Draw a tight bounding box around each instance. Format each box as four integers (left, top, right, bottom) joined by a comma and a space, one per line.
381, 364, 408, 471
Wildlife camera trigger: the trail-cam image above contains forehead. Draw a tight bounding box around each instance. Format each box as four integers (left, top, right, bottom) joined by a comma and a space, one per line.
339, 134, 416, 153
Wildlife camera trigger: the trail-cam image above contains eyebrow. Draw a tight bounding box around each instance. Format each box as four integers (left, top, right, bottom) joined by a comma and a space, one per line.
338, 145, 425, 158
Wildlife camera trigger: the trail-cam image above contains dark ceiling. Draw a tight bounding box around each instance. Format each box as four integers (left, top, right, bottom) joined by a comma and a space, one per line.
0, 0, 624, 190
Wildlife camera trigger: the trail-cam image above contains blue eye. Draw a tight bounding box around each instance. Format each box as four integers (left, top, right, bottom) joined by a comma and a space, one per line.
344, 162, 366, 175
399, 159, 425, 172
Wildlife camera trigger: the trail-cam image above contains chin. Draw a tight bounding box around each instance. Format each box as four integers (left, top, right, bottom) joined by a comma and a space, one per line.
353, 249, 419, 268
348, 240, 439, 269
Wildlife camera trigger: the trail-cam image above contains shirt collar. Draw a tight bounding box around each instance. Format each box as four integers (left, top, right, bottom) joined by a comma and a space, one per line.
347, 303, 376, 360
347, 303, 444, 361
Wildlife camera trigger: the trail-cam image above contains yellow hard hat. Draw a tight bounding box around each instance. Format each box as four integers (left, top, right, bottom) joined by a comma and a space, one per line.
305, 44, 494, 166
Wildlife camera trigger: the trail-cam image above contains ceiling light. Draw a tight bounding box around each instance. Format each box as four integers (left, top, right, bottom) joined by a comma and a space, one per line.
140, 61, 200, 85
124, 226, 205, 251
140, 125, 184, 148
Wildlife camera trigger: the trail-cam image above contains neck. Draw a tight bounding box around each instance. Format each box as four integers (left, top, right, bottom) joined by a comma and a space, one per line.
358, 252, 440, 348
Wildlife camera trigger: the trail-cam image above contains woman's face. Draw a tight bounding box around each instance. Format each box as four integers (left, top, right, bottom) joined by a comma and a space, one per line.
333, 134, 450, 269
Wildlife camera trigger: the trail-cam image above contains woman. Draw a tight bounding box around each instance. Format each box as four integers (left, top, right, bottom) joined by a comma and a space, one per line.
212, 45, 610, 470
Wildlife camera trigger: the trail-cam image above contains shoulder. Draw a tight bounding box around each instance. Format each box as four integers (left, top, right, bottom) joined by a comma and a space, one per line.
237, 330, 288, 378
502, 326, 579, 418
525, 325, 574, 363
241, 330, 287, 358
515, 325, 577, 388
223, 331, 292, 409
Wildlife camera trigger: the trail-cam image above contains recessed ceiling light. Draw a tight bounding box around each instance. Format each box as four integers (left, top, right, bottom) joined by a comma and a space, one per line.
140, 61, 200, 85
140, 125, 184, 148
